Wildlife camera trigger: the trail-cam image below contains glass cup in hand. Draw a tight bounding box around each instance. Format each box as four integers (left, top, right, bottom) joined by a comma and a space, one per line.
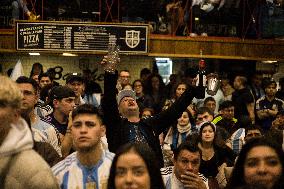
206, 73, 220, 96
105, 43, 120, 73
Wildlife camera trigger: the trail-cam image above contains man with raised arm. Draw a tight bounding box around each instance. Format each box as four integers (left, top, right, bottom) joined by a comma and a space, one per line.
101, 53, 205, 167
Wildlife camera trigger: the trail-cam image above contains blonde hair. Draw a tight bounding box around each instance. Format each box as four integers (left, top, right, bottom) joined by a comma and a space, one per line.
0, 76, 22, 109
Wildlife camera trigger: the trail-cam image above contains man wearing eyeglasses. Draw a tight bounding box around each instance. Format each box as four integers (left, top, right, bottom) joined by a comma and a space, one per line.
117, 70, 131, 91
16, 76, 62, 157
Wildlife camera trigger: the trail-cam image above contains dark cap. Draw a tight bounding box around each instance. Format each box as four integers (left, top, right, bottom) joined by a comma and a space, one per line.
66, 74, 84, 84
48, 86, 75, 105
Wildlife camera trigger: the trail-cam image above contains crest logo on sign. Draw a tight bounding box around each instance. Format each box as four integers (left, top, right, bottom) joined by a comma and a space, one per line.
125, 30, 140, 48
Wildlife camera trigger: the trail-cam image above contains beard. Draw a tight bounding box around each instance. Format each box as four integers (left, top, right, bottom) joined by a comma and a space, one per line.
77, 146, 94, 153
122, 108, 139, 118
74, 140, 100, 153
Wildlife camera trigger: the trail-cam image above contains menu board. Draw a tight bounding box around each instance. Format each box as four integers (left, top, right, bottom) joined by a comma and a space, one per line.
16, 21, 149, 54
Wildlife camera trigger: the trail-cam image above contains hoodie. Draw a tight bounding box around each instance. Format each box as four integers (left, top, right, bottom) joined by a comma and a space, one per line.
0, 118, 59, 189
0, 118, 33, 157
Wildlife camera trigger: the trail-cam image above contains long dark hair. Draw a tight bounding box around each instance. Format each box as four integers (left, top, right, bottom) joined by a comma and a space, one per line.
144, 73, 165, 95
227, 137, 284, 189
198, 122, 225, 148
29, 62, 43, 78
107, 143, 165, 189
171, 81, 188, 100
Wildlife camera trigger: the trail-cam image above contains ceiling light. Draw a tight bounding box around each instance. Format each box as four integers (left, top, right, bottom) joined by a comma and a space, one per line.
62, 53, 77, 56
29, 52, 40, 56
262, 60, 278, 64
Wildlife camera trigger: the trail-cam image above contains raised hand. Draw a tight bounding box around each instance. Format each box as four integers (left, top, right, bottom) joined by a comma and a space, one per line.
181, 171, 207, 189
27, 11, 40, 20
100, 43, 120, 73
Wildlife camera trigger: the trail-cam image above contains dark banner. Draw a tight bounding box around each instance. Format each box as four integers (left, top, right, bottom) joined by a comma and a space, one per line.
16, 21, 149, 54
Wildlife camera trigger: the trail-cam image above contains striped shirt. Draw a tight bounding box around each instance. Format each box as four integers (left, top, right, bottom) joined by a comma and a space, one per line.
35, 100, 53, 118
161, 166, 209, 189
32, 115, 61, 156
52, 150, 114, 189
229, 128, 245, 154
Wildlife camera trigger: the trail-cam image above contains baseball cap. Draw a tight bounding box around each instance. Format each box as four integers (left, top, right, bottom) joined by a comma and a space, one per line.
117, 89, 136, 104
66, 74, 84, 84
48, 86, 75, 106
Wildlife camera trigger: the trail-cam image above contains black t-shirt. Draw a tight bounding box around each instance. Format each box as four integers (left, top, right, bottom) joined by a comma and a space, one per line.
127, 122, 149, 145
199, 146, 236, 178
46, 114, 68, 135
200, 154, 219, 178
232, 88, 254, 119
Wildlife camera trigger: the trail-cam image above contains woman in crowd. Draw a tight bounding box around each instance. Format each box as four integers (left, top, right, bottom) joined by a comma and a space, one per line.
163, 82, 187, 110
143, 73, 167, 114
163, 81, 196, 118
107, 143, 165, 189
163, 109, 194, 166
133, 79, 146, 110
140, 107, 155, 118
164, 109, 193, 150
227, 137, 284, 189
197, 122, 236, 181
29, 62, 43, 80
220, 76, 235, 101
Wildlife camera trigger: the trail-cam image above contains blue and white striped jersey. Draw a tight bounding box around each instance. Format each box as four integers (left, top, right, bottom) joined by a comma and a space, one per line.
52, 150, 114, 189
32, 115, 61, 156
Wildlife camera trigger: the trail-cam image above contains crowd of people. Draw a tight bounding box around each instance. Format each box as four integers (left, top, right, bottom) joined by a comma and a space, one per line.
0, 57, 284, 189
4, 0, 283, 37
